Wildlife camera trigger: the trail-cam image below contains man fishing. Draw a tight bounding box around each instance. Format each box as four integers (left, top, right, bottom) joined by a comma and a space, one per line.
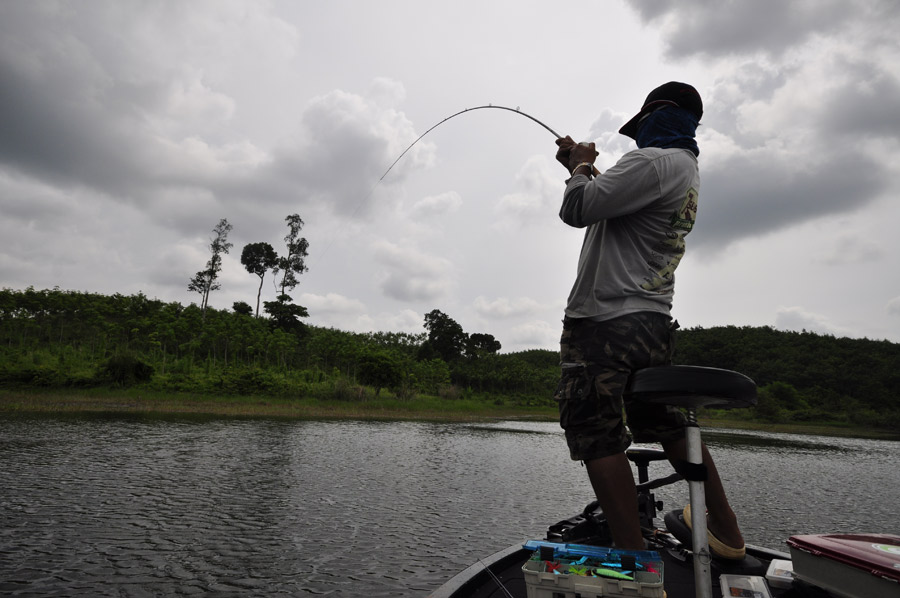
553, 82, 745, 559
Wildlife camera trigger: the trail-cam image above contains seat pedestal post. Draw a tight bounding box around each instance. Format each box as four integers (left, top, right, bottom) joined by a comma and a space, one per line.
686, 408, 713, 598
626, 366, 756, 598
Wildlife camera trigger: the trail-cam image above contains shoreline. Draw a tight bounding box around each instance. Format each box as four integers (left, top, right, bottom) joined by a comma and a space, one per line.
0, 388, 554, 423
2, 388, 898, 440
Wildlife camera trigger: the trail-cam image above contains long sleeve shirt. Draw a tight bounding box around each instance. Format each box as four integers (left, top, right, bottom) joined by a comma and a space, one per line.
560, 147, 700, 321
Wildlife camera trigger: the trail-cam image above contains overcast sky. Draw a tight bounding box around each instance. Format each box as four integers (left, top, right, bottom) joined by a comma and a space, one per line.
2, 0, 900, 351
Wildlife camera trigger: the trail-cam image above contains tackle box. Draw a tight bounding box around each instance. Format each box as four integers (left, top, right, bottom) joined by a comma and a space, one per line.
787, 534, 900, 598
521, 542, 664, 598
719, 574, 773, 598
764, 559, 794, 590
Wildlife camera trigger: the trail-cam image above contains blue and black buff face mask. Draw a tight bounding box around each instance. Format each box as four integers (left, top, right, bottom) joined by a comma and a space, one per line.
635, 106, 700, 156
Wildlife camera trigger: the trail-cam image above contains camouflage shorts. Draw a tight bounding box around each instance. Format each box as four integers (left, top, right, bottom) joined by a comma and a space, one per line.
553, 312, 687, 462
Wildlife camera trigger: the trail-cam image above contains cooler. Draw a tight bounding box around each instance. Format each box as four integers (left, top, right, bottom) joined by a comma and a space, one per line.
786, 533, 900, 598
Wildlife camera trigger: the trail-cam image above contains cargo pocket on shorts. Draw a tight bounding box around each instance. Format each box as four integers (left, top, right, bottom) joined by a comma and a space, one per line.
554, 364, 595, 431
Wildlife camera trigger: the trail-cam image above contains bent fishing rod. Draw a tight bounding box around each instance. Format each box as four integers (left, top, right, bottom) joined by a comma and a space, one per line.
315, 104, 596, 267
378, 104, 597, 182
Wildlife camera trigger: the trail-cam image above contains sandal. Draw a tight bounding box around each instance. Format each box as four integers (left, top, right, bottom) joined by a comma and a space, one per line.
683, 504, 746, 560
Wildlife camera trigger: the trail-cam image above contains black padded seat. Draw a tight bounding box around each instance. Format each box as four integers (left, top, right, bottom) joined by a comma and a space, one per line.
626, 447, 669, 463
625, 365, 757, 410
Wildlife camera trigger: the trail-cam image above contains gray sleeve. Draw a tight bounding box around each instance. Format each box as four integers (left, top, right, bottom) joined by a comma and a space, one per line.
559, 175, 590, 228
559, 152, 661, 228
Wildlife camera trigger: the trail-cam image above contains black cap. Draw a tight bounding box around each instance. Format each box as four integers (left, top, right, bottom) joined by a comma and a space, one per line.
618, 82, 703, 139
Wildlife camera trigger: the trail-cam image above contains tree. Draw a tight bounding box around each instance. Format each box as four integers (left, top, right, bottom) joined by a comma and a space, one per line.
357, 348, 403, 397
232, 301, 253, 316
187, 270, 215, 312
240, 242, 278, 317
420, 309, 468, 362
188, 218, 233, 319
466, 333, 501, 358
410, 358, 451, 395
764, 381, 809, 411
262, 214, 310, 335
754, 384, 785, 423
274, 214, 309, 296
263, 294, 309, 335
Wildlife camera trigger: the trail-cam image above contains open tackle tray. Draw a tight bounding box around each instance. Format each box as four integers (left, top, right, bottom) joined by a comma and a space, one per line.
521, 541, 665, 598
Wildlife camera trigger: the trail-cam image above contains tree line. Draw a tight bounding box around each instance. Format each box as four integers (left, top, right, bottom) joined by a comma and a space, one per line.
188, 215, 310, 330
1, 288, 898, 431
0, 288, 546, 405
673, 325, 900, 430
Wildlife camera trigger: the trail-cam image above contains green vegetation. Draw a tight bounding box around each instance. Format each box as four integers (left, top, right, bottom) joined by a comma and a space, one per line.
1, 287, 899, 436
0, 288, 553, 420
675, 325, 900, 433
0, 388, 540, 422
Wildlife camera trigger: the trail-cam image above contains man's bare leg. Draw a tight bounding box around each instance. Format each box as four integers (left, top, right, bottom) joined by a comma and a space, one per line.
662, 437, 744, 548
584, 453, 645, 550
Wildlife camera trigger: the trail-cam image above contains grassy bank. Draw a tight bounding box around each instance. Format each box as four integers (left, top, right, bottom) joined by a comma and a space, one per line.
697, 415, 900, 441
0, 388, 557, 422
3, 388, 898, 440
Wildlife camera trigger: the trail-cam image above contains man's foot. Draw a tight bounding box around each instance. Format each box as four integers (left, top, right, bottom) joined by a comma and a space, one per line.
683, 504, 745, 560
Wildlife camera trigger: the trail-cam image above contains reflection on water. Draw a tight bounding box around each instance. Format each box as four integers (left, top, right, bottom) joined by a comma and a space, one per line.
1, 415, 897, 596
704, 429, 864, 454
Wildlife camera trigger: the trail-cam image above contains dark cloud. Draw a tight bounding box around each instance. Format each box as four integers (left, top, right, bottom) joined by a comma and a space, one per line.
823, 62, 900, 139
0, 3, 212, 200
619, 1, 900, 253
625, 0, 861, 59
690, 149, 888, 250
0, 57, 148, 196
2, 0, 899, 345
0, 2, 429, 237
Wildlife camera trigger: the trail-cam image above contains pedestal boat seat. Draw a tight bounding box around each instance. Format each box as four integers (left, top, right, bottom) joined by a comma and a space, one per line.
625, 365, 757, 410
624, 365, 758, 598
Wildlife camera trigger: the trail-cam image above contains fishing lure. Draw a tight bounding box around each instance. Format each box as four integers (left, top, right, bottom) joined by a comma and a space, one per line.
601, 560, 644, 570
544, 561, 564, 574
592, 568, 634, 580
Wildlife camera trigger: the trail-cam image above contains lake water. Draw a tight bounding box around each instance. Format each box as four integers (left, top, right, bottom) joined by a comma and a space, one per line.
1, 415, 898, 597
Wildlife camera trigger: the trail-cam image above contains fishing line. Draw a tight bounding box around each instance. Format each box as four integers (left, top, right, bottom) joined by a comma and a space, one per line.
313, 104, 569, 268
354, 104, 564, 218
478, 558, 515, 598
378, 104, 562, 183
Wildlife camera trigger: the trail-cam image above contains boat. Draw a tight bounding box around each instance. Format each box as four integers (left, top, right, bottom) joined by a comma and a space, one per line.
430, 367, 900, 598
427, 446, 900, 598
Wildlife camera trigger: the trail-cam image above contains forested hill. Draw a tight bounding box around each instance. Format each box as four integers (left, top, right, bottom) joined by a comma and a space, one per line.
1, 288, 898, 431
673, 325, 900, 428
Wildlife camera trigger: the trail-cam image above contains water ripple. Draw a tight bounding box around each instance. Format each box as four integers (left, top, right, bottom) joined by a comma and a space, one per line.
1, 417, 897, 596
